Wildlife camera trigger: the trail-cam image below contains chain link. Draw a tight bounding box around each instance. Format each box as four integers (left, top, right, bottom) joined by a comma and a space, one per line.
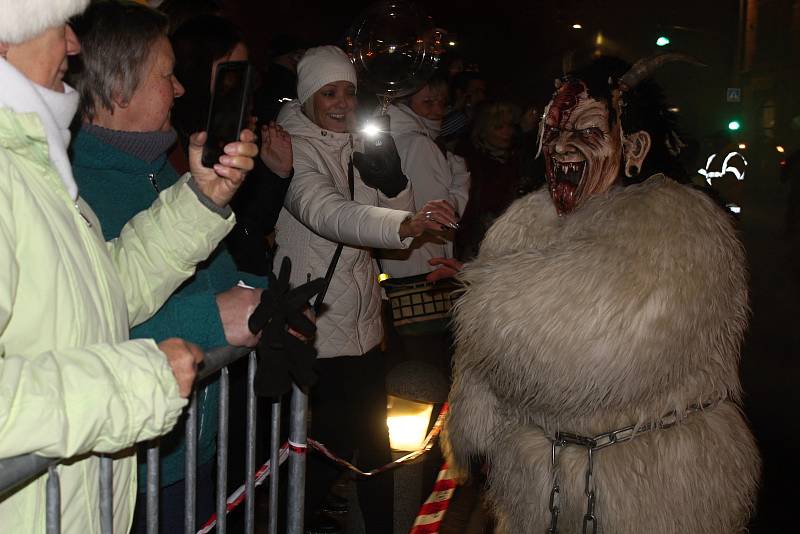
546, 399, 719, 534
582, 448, 598, 534
546, 440, 565, 534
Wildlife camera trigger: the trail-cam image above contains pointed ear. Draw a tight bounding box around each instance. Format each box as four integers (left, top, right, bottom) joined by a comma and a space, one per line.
622, 130, 651, 178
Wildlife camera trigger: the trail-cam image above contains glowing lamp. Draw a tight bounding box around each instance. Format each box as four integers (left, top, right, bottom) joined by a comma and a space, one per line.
656, 36, 671, 47
776, 145, 785, 153
448, 41, 456, 47
572, 24, 583, 29
738, 143, 747, 150
727, 120, 741, 131
378, 272, 391, 284
387, 395, 434, 451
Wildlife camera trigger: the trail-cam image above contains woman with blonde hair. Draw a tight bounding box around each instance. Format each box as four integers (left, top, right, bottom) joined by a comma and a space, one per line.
275, 45, 457, 531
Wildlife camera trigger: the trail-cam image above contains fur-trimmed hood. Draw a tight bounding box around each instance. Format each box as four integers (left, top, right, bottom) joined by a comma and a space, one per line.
453, 175, 748, 433
0, 0, 89, 45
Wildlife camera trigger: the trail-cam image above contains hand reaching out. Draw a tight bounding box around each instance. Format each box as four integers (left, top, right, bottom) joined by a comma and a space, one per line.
426, 257, 464, 282
260, 122, 293, 178
399, 199, 459, 239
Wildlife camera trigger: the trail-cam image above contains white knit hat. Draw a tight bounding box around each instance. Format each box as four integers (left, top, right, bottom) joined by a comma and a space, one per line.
0, 0, 90, 45
296, 45, 357, 106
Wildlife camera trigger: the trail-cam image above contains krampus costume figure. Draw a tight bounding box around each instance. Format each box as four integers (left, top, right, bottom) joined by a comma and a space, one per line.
445, 56, 761, 534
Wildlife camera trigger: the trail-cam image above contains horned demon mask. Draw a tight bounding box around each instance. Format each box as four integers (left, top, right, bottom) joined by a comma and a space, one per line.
538, 53, 699, 215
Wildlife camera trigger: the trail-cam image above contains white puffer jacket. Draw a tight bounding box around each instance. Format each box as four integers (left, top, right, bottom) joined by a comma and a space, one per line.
380, 103, 470, 278
275, 100, 414, 358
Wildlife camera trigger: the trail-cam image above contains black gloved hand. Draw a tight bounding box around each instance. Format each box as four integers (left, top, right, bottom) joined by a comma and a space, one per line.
248, 257, 326, 397
353, 117, 408, 198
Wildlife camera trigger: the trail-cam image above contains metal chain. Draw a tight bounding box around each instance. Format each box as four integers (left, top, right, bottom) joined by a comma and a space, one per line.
546, 440, 565, 534
582, 448, 598, 534
546, 399, 719, 534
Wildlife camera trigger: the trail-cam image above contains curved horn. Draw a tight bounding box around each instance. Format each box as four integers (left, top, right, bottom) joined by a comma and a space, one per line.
618, 52, 706, 90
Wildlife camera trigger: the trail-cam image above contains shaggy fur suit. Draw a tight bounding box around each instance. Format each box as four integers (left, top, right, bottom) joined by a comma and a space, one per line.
445, 175, 761, 533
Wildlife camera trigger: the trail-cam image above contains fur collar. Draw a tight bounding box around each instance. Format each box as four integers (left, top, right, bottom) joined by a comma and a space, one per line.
0, 0, 89, 45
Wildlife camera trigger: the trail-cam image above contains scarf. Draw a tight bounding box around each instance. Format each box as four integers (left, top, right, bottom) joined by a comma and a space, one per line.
475, 135, 512, 164
0, 58, 80, 199
396, 103, 442, 140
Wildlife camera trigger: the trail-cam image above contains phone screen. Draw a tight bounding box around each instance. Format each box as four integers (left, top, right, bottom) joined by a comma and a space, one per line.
202, 61, 252, 168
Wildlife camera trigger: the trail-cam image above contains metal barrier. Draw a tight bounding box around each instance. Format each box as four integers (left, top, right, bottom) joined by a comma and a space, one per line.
0, 346, 309, 534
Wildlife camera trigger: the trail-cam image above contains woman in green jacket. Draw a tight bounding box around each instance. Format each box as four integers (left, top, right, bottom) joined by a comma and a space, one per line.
0, 1, 259, 532
68, 3, 285, 532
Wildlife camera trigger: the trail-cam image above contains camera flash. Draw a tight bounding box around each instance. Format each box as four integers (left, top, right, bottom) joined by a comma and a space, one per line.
362, 122, 381, 138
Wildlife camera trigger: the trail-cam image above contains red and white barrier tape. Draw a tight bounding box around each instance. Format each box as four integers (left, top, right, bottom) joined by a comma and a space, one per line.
196, 444, 290, 534
308, 403, 448, 477
410, 463, 458, 534
195, 403, 450, 533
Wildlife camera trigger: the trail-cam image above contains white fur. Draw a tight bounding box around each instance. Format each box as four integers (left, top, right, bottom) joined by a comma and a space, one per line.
445, 175, 761, 533
0, 0, 89, 45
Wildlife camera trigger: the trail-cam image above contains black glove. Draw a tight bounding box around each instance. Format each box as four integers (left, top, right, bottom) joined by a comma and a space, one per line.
353, 126, 408, 198
248, 257, 326, 397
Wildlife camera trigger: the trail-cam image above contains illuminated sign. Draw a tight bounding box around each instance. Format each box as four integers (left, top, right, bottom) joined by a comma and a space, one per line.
697, 151, 748, 185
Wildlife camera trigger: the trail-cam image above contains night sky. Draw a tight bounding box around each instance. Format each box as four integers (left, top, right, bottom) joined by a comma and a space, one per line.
224, 0, 740, 148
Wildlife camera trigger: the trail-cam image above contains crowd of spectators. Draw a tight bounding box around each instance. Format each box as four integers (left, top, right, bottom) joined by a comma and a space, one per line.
0, 1, 547, 533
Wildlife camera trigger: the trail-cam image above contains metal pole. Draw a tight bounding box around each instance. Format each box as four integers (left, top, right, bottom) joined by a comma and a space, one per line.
245, 352, 257, 534
0, 346, 250, 499
286, 383, 308, 534
146, 441, 160, 534
99, 456, 113, 534
184, 392, 198, 534
46, 465, 60, 534
216, 367, 230, 534
268, 399, 281, 534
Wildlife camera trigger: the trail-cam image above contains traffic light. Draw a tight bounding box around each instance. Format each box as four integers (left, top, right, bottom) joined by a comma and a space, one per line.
727, 120, 741, 131
656, 36, 671, 47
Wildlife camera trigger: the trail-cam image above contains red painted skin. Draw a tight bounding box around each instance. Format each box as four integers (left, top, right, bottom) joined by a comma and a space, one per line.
543, 80, 587, 214
541, 79, 624, 216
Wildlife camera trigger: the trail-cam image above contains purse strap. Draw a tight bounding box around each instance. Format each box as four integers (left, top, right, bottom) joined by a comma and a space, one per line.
313, 157, 355, 315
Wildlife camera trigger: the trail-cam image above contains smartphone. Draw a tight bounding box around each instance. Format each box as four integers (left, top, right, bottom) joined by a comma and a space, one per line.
202, 61, 253, 168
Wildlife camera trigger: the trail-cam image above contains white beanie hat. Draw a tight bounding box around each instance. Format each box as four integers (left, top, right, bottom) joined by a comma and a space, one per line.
0, 0, 90, 45
296, 45, 357, 106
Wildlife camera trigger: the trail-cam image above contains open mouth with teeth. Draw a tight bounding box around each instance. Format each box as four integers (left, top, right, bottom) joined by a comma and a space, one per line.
547, 159, 586, 214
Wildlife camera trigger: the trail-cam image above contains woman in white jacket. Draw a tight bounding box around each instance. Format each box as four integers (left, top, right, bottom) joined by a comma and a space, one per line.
382, 74, 470, 279
274, 46, 456, 531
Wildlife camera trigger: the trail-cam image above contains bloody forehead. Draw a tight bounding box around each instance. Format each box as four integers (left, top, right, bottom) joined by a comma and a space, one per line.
545, 80, 588, 130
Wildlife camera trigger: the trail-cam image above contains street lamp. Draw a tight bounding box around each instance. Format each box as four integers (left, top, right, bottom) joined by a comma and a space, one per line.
386, 361, 448, 451
387, 396, 434, 451
386, 359, 449, 532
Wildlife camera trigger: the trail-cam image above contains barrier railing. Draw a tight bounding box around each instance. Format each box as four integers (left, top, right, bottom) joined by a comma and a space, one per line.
0, 345, 309, 534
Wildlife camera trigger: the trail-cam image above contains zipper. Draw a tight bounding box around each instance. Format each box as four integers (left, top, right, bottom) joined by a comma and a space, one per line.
147, 173, 160, 193
147, 157, 169, 194
74, 201, 93, 227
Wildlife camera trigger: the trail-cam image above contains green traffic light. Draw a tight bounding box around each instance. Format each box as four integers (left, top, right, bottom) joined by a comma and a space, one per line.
728, 120, 741, 131
656, 36, 671, 47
